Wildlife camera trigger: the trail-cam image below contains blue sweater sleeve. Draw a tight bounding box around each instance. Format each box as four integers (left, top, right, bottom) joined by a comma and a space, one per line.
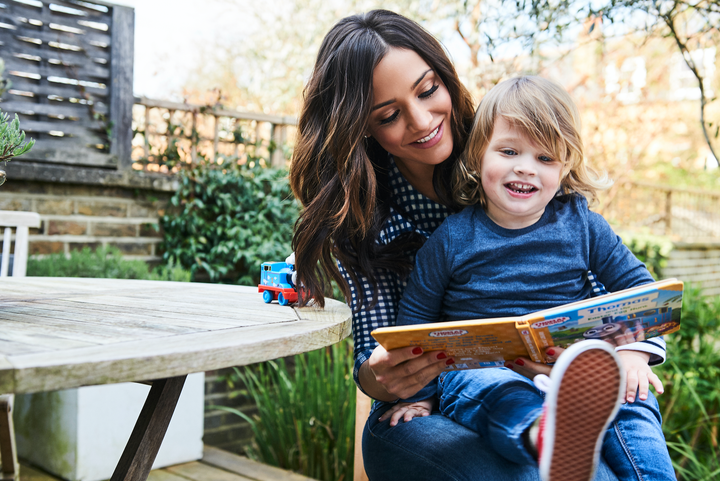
397, 220, 453, 326
586, 210, 654, 291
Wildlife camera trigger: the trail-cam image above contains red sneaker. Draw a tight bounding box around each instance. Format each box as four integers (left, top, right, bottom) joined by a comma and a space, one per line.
537, 341, 624, 481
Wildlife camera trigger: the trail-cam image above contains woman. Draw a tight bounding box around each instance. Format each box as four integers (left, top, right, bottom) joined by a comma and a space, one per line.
290, 10, 668, 481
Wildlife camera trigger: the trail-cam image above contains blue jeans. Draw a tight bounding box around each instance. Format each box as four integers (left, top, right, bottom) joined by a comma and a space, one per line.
363, 368, 675, 481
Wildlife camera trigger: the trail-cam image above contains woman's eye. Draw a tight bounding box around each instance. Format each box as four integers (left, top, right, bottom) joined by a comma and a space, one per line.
419, 84, 439, 99
379, 111, 399, 125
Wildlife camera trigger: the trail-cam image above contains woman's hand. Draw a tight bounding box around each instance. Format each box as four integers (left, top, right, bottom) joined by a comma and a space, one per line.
378, 398, 436, 426
359, 345, 452, 402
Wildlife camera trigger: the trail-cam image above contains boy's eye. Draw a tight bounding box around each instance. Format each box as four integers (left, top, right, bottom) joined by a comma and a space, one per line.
538, 155, 555, 163
380, 111, 399, 125
419, 84, 439, 99
500, 149, 517, 156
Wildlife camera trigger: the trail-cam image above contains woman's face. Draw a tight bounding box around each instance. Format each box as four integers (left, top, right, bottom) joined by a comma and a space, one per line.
366, 48, 454, 179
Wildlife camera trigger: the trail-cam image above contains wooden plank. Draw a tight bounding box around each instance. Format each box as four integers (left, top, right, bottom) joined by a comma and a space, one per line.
4, 77, 109, 98
0, 100, 109, 117
16, 119, 106, 135
10, 146, 116, 168
145, 469, 191, 481
2, 50, 110, 79
7, 317, 350, 393
110, 376, 186, 481
109, 4, 134, 170
202, 446, 316, 481
166, 462, 255, 481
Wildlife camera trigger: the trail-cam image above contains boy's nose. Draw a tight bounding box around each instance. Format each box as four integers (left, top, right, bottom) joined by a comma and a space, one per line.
513, 157, 537, 175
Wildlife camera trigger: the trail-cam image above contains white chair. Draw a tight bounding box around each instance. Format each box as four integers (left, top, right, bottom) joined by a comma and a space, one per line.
0, 210, 41, 481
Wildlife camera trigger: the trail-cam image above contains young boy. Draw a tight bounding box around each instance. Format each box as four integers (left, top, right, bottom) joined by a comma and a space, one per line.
382, 76, 674, 481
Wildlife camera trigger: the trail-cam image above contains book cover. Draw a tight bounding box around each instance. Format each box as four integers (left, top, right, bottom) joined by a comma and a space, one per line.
371, 279, 683, 370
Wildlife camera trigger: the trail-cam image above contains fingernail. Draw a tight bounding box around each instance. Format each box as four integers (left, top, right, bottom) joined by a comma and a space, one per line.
546, 349, 556, 356
627, 396, 635, 402
412, 347, 423, 355
437, 353, 447, 360
446, 358, 455, 365
515, 359, 525, 366
505, 363, 514, 369
640, 395, 647, 400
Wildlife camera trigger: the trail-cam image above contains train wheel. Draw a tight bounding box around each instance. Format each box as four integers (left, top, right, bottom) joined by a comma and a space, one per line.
278, 293, 289, 306
262, 290, 273, 304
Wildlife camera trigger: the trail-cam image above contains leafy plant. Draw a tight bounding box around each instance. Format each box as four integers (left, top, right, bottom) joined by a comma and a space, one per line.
213, 339, 356, 481
0, 109, 35, 186
27, 246, 191, 282
160, 159, 298, 285
655, 286, 720, 480
621, 231, 674, 280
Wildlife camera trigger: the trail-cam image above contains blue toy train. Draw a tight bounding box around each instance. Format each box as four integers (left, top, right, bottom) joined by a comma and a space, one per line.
258, 257, 298, 306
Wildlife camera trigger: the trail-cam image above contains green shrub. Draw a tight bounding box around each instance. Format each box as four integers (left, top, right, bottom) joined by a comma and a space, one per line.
160, 160, 298, 285
27, 246, 191, 282
215, 339, 356, 481
656, 286, 720, 480
620, 231, 673, 279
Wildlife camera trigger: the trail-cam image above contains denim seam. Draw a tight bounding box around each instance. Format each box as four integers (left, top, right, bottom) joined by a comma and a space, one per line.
612, 419, 644, 481
366, 422, 463, 481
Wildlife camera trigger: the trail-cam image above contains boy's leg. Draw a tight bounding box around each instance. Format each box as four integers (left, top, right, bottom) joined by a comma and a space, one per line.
437, 368, 544, 465
364, 400, 622, 481
602, 391, 676, 481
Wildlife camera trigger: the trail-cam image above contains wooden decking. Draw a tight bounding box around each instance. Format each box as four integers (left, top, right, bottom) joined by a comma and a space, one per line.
18, 446, 316, 481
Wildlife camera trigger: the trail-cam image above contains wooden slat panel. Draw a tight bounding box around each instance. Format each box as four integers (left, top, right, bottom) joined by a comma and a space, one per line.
7, 1, 110, 22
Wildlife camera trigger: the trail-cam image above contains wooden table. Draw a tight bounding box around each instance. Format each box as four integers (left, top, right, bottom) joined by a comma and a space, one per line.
0, 277, 351, 481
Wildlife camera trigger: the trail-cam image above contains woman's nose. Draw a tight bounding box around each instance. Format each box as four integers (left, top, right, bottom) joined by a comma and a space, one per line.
407, 102, 433, 132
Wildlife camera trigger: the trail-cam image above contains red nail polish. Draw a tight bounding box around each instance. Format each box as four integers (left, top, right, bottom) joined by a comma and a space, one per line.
446, 358, 455, 365
412, 347, 423, 355
546, 349, 556, 356
505, 363, 514, 369
515, 359, 525, 366
437, 352, 447, 360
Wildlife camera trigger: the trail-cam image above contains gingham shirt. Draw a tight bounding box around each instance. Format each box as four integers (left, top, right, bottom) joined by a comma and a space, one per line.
340, 158, 666, 393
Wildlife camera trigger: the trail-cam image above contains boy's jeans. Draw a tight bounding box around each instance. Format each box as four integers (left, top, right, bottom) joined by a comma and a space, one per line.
363, 368, 675, 481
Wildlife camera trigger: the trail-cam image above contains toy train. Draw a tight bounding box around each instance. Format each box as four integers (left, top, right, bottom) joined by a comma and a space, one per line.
258, 258, 298, 306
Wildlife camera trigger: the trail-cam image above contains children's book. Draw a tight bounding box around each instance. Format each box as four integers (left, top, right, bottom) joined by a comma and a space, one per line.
371, 279, 683, 370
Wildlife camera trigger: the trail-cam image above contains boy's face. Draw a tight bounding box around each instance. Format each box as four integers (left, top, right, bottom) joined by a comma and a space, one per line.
481, 117, 563, 229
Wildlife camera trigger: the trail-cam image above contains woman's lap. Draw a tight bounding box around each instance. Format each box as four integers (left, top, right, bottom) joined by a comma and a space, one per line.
363, 402, 620, 481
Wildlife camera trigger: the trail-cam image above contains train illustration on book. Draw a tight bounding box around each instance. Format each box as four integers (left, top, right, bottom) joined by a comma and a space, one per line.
258, 254, 298, 306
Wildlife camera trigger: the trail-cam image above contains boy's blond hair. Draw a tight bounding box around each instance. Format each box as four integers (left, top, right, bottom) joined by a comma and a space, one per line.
453, 76, 611, 207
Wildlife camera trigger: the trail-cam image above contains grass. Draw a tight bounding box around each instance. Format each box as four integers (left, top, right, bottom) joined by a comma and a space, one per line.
214, 339, 357, 481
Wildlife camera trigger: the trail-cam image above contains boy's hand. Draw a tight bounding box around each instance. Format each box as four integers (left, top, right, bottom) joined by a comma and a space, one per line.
378, 398, 436, 427
617, 350, 664, 403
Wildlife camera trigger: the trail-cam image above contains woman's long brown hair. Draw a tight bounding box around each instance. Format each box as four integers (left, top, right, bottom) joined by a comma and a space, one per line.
290, 9, 474, 308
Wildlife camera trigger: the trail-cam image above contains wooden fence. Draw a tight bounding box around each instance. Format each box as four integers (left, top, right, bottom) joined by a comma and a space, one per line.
601, 181, 720, 240
131, 97, 297, 171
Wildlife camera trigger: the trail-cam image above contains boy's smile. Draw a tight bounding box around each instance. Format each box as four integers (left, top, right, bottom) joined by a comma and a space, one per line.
481, 117, 564, 229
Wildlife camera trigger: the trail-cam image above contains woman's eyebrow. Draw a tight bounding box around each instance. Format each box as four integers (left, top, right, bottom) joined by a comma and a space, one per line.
371, 69, 434, 111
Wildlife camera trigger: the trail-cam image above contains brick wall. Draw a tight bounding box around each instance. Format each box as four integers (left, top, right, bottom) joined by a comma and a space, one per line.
0, 180, 172, 261
203, 368, 257, 454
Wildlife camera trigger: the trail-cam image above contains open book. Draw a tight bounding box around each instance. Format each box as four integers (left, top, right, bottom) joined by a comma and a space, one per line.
372, 279, 683, 370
